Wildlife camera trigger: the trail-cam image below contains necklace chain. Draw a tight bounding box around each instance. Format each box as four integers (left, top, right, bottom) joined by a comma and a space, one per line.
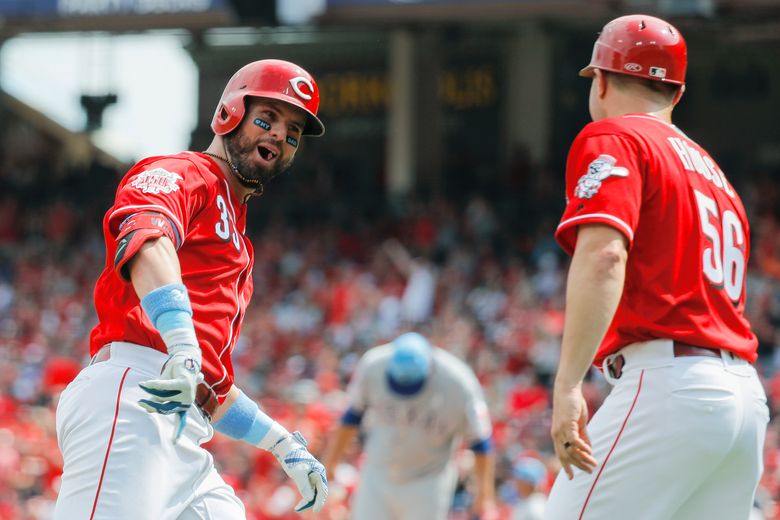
201, 151, 237, 171
201, 150, 264, 197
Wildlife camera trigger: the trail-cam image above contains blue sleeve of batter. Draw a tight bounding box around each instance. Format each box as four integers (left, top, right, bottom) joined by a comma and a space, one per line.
341, 407, 364, 426
213, 390, 274, 445
470, 437, 493, 454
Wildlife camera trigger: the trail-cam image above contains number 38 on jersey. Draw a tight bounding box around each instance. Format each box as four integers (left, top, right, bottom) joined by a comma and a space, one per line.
694, 189, 745, 302
215, 195, 241, 252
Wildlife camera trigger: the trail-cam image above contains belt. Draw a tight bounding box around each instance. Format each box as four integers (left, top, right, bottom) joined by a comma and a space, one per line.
91, 345, 219, 422
606, 341, 728, 380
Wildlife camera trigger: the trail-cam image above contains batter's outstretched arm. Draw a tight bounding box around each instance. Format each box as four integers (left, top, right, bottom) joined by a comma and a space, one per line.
552, 224, 627, 479
212, 385, 329, 513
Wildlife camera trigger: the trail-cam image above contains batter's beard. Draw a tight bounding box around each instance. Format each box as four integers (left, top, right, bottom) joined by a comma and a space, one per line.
224, 133, 294, 189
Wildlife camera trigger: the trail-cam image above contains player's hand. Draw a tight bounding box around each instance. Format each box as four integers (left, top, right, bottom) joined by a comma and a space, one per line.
269, 431, 329, 513
138, 346, 203, 443
551, 384, 598, 479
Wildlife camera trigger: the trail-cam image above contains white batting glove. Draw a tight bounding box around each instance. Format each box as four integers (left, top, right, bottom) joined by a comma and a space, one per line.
138, 346, 203, 442
269, 431, 329, 513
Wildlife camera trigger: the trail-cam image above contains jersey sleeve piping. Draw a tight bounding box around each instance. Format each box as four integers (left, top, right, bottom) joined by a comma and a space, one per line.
557, 213, 634, 242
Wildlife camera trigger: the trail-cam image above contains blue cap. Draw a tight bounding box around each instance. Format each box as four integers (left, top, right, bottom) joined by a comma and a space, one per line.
386, 332, 432, 395
513, 457, 546, 485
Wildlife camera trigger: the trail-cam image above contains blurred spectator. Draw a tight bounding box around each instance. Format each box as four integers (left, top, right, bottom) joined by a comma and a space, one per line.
381, 238, 438, 326
511, 456, 548, 520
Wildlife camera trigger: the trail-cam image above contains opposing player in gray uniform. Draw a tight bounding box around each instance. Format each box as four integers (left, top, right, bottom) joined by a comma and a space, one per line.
322, 332, 496, 520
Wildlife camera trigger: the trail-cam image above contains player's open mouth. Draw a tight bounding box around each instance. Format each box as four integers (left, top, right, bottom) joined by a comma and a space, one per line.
257, 145, 278, 162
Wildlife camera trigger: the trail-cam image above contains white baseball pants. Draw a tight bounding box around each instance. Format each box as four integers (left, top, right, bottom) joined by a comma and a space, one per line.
54, 342, 245, 520
544, 339, 768, 520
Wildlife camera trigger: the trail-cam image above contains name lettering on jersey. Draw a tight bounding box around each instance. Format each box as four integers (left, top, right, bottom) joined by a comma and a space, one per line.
374, 397, 453, 438
129, 168, 182, 195
667, 137, 735, 198
574, 154, 629, 199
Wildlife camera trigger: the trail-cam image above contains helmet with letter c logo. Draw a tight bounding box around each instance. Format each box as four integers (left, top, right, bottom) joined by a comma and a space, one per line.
211, 59, 325, 136
580, 14, 687, 85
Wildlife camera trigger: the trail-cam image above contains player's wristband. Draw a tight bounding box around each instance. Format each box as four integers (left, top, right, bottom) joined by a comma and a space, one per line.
140, 283, 199, 354
213, 390, 289, 450
470, 437, 493, 454
341, 407, 364, 426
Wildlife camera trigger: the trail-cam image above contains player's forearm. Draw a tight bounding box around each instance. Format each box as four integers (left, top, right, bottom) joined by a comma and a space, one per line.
212, 387, 290, 448
128, 237, 198, 357
211, 385, 240, 423
472, 452, 496, 511
212, 386, 328, 513
322, 424, 359, 478
556, 225, 627, 390
128, 237, 183, 298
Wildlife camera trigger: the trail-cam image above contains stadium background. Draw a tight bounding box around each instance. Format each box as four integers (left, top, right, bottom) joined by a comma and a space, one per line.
1, 0, 780, 518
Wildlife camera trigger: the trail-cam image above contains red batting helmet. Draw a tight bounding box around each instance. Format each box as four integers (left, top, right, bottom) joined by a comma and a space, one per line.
211, 59, 325, 136
580, 14, 687, 85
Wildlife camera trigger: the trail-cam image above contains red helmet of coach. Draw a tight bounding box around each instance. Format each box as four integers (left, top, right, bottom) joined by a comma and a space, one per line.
211, 59, 325, 136
580, 14, 687, 85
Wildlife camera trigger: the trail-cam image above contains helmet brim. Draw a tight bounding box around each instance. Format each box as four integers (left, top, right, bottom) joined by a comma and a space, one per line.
579, 65, 596, 78
577, 64, 684, 85
303, 112, 325, 137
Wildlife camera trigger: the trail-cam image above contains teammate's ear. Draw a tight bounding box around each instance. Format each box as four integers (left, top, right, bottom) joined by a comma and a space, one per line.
672, 84, 685, 106
594, 69, 608, 99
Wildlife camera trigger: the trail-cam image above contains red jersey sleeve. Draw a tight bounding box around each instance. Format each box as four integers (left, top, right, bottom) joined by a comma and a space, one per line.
556, 126, 643, 255
106, 156, 207, 251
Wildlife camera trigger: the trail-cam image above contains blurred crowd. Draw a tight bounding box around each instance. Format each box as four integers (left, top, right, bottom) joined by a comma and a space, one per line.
1, 116, 780, 519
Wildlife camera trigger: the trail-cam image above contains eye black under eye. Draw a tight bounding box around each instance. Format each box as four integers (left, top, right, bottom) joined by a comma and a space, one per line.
253, 118, 271, 131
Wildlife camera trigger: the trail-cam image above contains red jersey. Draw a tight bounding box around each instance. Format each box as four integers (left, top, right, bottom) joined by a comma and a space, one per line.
556, 113, 757, 365
90, 152, 254, 401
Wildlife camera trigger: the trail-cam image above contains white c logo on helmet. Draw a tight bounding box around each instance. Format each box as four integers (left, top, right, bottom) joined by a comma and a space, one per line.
289, 76, 313, 101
